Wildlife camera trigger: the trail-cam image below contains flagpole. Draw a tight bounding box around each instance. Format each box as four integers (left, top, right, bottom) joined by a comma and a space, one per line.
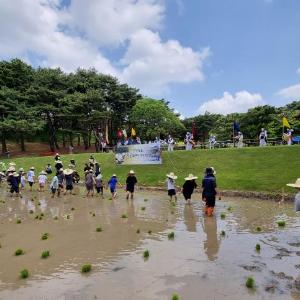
233, 120, 235, 147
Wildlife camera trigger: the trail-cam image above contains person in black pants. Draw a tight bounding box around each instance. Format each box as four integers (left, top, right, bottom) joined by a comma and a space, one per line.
202, 167, 217, 216
182, 174, 198, 204
126, 170, 137, 200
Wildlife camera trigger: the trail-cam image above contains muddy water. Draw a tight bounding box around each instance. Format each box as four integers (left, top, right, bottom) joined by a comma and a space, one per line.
0, 188, 299, 300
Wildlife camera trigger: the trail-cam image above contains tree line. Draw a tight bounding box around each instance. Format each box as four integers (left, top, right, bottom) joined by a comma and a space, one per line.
0, 58, 299, 155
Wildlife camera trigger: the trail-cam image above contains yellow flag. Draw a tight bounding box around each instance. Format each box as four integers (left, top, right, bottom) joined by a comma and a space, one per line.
282, 117, 290, 128
131, 128, 136, 137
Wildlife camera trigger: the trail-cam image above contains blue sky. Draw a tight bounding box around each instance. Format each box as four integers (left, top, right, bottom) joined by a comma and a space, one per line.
0, 0, 300, 117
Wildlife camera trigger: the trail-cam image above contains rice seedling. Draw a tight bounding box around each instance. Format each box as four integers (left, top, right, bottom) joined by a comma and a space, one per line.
40, 213, 44, 217
171, 202, 176, 207
39, 215, 43, 220
141, 206, 146, 211
35, 215, 39, 219
53, 216, 58, 220
96, 226, 102, 232
41, 233, 49, 240
256, 226, 262, 232
92, 213, 95, 217
29, 210, 34, 214
136, 229, 140, 234
168, 232, 175, 240
148, 230, 152, 234
277, 220, 286, 227
245, 277, 255, 288
255, 243, 261, 252
143, 250, 150, 258
81, 264, 92, 273
227, 206, 232, 212
38, 202, 41, 206
66, 215, 70, 219
20, 269, 29, 279
41, 250, 50, 259
144, 198, 148, 202
220, 213, 226, 219
15, 248, 24, 256
71, 207, 75, 211
16, 218, 21, 224
172, 294, 180, 300
221, 230, 226, 236
171, 211, 175, 215
121, 214, 128, 219
108, 197, 112, 200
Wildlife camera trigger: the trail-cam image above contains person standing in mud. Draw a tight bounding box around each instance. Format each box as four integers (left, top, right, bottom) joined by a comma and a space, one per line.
27, 167, 35, 192
85, 170, 96, 197
57, 168, 65, 196
50, 173, 59, 198
126, 170, 137, 200
166, 172, 178, 201
286, 178, 300, 211
202, 167, 217, 217
64, 168, 74, 195
7, 172, 21, 197
182, 174, 198, 204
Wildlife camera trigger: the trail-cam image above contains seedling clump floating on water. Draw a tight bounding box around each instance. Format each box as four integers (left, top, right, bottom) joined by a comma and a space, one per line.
168, 232, 175, 240
277, 220, 286, 227
221, 230, 226, 236
15, 248, 24, 256
255, 243, 261, 252
96, 226, 102, 232
71, 207, 75, 211
143, 250, 150, 258
81, 264, 92, 273
121, 214, 128, 219
172, 294, 180, 300
20, 269, 29, 279
29, 210, 34, 214
16, 218, 21, 224
40, 213, 44, 217
227, 206, 232, 212
136, 229, 140, 234
256, 226, 262, 232
148, 230, 152, 234
53, 216, 58, 220
141, 206, 146, 211
144, 198, 148, 202
245, 277, 255, 288
220, 213, 226, 219
41, 233, 49, 240
41, 250, 50, 259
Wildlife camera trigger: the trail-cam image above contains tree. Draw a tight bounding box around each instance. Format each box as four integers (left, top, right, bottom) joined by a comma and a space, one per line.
130, 98, 186, 140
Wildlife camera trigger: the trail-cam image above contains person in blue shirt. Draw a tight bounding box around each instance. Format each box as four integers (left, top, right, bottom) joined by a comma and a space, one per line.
107, 174, 120, 199
202, 167, 217, 217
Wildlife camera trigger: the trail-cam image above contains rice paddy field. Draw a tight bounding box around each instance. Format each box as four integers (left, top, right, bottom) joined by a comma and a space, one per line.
0, 187, 300, 300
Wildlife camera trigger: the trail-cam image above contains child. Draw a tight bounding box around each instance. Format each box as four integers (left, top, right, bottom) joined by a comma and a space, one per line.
202, 167, 217, 217
20, 172, 26, 190
27, 167, 35, 191
38, 171, 48, 192
45, 163, 52, 174
126, 170, 137, 200
166, 172, 177, 201
95, 173, 103, 197
182, 174, 198, 205
108, 174, 119, 199
50, 173, 59, 198
64, 168, 74, 195
287, 178, 300, 211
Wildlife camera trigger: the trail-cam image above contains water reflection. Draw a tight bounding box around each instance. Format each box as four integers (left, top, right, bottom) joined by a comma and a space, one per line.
183, 204, 198, 232
203, 217, 220, 261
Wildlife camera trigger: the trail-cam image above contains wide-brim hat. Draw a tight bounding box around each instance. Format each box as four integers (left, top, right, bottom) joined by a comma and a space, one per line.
185, 174, 198, 180
0, 172, 5, 176
63, 168, 74, 175
9, 162, 16, 166
13, 172, 19, 177
56, 160, 63, 164
40, 171, 47, 175
19, 168, 24, 172
59, 168, 64, 172
129, 170, 135, 174
167, 172, 177, 180
7, 166, 15, 172
112, 174, 117, 177
30, 167, 35, 170
287, 178, 300, 188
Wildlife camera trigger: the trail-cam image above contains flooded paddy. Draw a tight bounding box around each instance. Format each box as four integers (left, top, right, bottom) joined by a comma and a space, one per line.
0, 188, 300, 300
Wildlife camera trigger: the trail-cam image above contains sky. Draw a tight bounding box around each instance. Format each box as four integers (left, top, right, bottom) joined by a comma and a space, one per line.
0, 0, 300, 117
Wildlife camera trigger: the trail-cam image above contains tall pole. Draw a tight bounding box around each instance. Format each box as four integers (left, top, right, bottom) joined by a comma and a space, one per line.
233, 120, 235, 147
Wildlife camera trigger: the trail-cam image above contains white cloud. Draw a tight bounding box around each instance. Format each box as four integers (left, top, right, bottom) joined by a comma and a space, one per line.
121, 29, 210, 94
277, 83, 300, 99
198, 91, 264, 115
296, 68, 300, 75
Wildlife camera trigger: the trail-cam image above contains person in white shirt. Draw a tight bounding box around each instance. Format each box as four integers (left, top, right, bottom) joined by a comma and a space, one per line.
286, 178, 300, 212
167, 135, 175, 152
209, 135, 216, 149
27, 167, 35, 192
38, 171, 48, 192
287, 129, 294, 146
185, 132, 194, 151
236, 132, 244, 148
166, 172, 178, 201
259, 128, 267, 147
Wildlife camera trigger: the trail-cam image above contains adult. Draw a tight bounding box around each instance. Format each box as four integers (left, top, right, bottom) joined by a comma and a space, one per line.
55, 159, 63, 173
27, 167, 35, 191
202, 167, 217, 217
95, 173, 103, 197
287, 129, 294, 146
236, 131, 244, 148
50, 173, 59, 198
57, 168, 65, 196
286, 178, 300, 211
126, 170, 137, 200
85, 170, 95, 197
63, 168, 74, 195
209, 135, 216, 149
38, 171, 47, 192
167, 135, 175, 152
259, 128, 267, 147
182, 174, 198, 204
94, 162, 101, 177
54, 153, 61, 161
185, 132, 194, 151
7, 172, 20, 197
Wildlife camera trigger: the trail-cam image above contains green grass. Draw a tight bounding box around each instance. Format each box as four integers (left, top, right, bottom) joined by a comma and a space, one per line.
245, 277, 255, 288
4, 146, 300, 192
81, 264, 92, 273
41, 250, 50, 259
19, 269, 29, 279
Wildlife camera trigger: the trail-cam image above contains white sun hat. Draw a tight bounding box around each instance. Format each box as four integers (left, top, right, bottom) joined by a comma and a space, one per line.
287, 178, 300, 188
166, 172, 178, 180
184, 174, 198, 181
129, 170, 135, 174
63, 168, 74, 175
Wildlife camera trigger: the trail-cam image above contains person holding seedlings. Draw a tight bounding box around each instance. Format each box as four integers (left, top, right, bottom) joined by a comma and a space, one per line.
7, 172, 20, 197
57, 168, 65, 195
45, 163, 52, 174
126, 170, 137, 200
85, 169, 96, 197
27, 167, 35, 191
286, 178, 300, 212
182, 174, 198, 204
166, 172, 178, 201
38, 170, 48, 192
20, 171, 26, 190
89, 155, 96, 168
202, 167, 217, 217
94, 162, 101, 177
108, 174, 120, 199
50, 173, 59, 198
95, 173, 103, 197
63, 168, 74, 195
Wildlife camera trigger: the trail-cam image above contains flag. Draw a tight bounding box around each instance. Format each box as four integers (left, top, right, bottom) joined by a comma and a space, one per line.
233, 121, 240, 132
117, 129, 123, 139
282, 117, 291, 128
131, 128, 136, 137
122, 129, 127, 138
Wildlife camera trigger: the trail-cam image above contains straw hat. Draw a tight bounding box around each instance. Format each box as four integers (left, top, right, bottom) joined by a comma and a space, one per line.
7, 166, 15, 172
13, 172, 19, 177
19, 168, 24, 172
9, 162, 16, 166
40, 171, 47, 175
59, 168, 64, 172
63, 168, 74, 175
129, 170, 135, 174
286, 178, 300, 188
166, 172, 177, 180
0, 172, 5, 176
112, 174, 117, 177
185, 174, 198, 181
30, 167, 35, 170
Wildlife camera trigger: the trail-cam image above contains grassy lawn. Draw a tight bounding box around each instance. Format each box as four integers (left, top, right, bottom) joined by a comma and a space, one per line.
1, 145, 300, 193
